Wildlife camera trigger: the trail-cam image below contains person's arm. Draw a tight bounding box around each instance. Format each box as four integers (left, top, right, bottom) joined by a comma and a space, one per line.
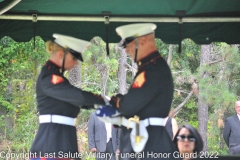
88, 113, 97, 152
223, 118, 231, 147
171, 118, 178, 140
40, 74, 105, 107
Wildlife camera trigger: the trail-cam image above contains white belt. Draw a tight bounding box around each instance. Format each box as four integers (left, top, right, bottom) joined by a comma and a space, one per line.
121, 117, 165, 129
97, 116, 165, 153
39, 115, 75, 126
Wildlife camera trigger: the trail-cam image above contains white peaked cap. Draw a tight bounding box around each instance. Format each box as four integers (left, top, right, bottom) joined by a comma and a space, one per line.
116, 23, 157, 40
53, 33, 91, 55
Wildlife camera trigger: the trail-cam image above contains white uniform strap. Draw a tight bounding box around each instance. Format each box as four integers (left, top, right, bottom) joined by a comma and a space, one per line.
121, 117, 165, 128
39, 115, 75, 126
143, 117, 165, 127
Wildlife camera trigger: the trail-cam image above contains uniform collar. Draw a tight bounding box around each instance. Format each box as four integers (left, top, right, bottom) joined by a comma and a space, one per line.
137, 51, 161, 67
47, 60, 61, 68
46, 60, 63, 73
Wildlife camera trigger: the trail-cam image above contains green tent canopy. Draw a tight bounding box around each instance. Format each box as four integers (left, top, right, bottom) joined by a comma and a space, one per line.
0, 0, 240, 45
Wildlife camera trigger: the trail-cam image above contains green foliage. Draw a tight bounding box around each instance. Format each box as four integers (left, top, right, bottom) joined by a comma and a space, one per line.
77, 110, 93, 124
0, 36, 48, 152
196, 43, 240, 154
174, 98, 198, 126
0, 95, 14, 111
197, 44, 239, 109
169, 41, 239, 154
82, 37, 119, 96
188, 120, 198, 129
9, 112, 38, 153
155, 39, 169, 56
208, 114, 228, 154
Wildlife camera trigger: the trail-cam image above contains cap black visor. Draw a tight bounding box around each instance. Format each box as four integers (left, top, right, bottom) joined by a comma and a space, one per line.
69, 48, 83, 62
121, 37, 136, 48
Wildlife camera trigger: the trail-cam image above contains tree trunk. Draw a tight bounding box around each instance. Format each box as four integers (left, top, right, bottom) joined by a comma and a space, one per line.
99, 66, 108, 96
68, 63, 82, 88
90, 55, 108, 96
167, 44, 173, 66
90, 38, 109, 96
5, 81, 12, 101
118, 48, 127, 94
131, 58, 137, 79
198, 45, 211, 151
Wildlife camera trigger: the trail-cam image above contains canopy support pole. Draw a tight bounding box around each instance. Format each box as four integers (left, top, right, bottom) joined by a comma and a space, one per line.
32, 14, 37, 50
178, 18, 182, 53
102, 11, 111, 56
1, 15, 240, 23
0, 0, 21, 15
104, 16, 110, 56
176, 10, 186, 54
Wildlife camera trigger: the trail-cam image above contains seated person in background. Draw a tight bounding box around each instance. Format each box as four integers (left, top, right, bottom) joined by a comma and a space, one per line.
164, 110, 178, 140
173, 124, 203, 160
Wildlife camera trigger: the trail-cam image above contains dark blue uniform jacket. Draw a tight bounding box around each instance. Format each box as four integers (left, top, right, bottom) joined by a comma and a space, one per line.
116, 51, 178, 160
30, 60, 104, 158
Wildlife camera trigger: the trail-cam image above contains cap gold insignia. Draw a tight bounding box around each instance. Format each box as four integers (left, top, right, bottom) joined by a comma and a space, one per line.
132, 71, 146, 88
51, 74, 64, 84
86, 45, 91, 49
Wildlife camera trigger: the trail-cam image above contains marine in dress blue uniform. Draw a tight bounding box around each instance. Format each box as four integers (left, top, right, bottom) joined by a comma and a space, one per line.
97, 23, 178, 160
30, 34, 105, 160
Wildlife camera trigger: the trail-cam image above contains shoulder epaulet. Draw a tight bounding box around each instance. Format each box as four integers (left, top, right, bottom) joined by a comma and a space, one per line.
51, 74, 64, 84
132, 71, 146, 88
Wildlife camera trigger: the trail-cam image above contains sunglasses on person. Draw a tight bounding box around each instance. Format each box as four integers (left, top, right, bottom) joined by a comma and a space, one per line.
177, 135, 196, 142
